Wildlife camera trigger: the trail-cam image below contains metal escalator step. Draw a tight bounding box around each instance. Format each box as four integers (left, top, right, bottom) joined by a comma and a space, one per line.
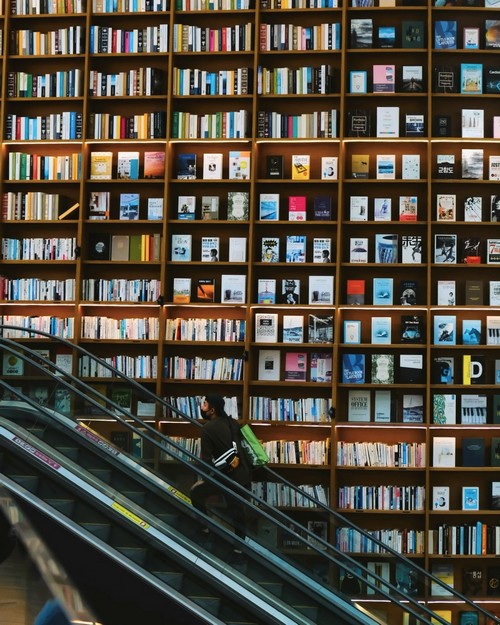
151, 570, 184, 591
86, 468, 112, 482
79, 523, 111, 542
9, 474, 39, 492
53, 446, 79, 462
189, 596, 221, 614
293, 605, 319, 621
114, 546, 147, 566
154, 512, 179, 526
257, 581, 284, 598
45, 499, 75, 517
121, 491, 146, 506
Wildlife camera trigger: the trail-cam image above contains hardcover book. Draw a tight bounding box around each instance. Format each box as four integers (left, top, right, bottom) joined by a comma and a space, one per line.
178, 196, 196, 220
432, 486, 450, 510
462, 438, 485, 466
376, 154, 395, 179
88, 191, 110, 220
321, 157, 338, 180
257, 279, 277, 304
347, 279, 365, 305
351, 154, 369, 179
374, 198, 391, 221
432, 393, 456, 424
460, 63, 483, 94
147, 198, 164, 220
310, 352, 332, 383
285, 235, 306, 263
402, 394, 424, 422
371, 317, 391, 344
266, 155, 284, 178
401, 315, 423, 343
259, 193, 280, 221
373, 277, 393, 305
399, 196, 418, 221
434, 234, 457, 264
227, 191, 249, 221
143, 150, 165, 179
228, 150, 250, 180
88, 233, 111, 260
196, 278, 215, 302
90, 151, 113, 179
433, 357, 454, 383
437, 194, 456, 221
201, 196, 219, 220
221, 274, 246, 304
261, 237, 280, 262
347, 110, 371, 137
350, 70, 368, 93
402, 155, 420, 179
177, 153, 197, 179
288, 196, 307, 221
461, 237, 481, 264
462, 149, 484, 180
255, 313, 278, 343
291, 154, 310, 180
281, 279, 300, 304
344, 320, 361, 344
402, 66, 423, 92
400, 280, 417, 306
313, 238, 332, 263
436, 154, 455, 178
374, 390, 393, 423
487, 239, 500, 264
373, 65, 395, 93
350, 196, 368, 221
401, 235, 422, 264
172, 278, 191, 304
347, 389, 370, 421
308, 275, 334, 305
350, 238, 368, 263
308, 314, 334, 343
434, 20, 457, 49
463, 569, 483, 596
282, 315, 304, 343
201, 236, 220, 262
485, 20, 500, 49
117, 151, 139, 180
400, 354, 424, 384
171, 234, 192, 262
462, 109, 484, 139
350, 18, 373, 48
371, 353, 394, 384
464, 196, 482, 222
433, 66, 456, 94
432, 436, 456, 467
342, 353, 365, 384
375, 234, 398, 263
376, 106, 399, 138
402, 20, 424, 48
434, 315, 456, 344
437, 280, 456, 306
490, 156, 500, 181
313, 196, 332, 220
228, 237, 247, 262
203, 153, 223, 179
258, 349, 280, 381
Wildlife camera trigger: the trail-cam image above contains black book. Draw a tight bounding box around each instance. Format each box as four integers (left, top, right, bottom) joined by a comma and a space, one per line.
313, 196, 332, 220
88, 233, 111, 260
266, 155, 284, 178
110, 430, 132, 452
487, 567, 500, 596
433, 115, 452, 137
485, 67, 500, 94
401, 315, 423, 343
401, 21, 424, 48
465, 280, 483, 306
491, 437, 500, 467
400, 280, 418, 306
346, 110, 371, 137
433, 66, 457, 93
461, 238, 481, 264
432, 356, 454, 384
463, 568, 483, 596
461, 437, 485, 466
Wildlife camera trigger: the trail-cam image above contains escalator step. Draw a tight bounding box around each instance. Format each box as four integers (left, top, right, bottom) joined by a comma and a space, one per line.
87, 468, 112, 482
151, 570, 183, 591
53, 446, 79, 462
121, 491, 146, 506
45, 499, 75, 517
114, 546, 147, 566
9, 474, 39, 492
154, 512, 179, 526
293, 605, 319, 621
80, 523, 111, 542
257, 581, 283, 598
190, 596, 221, 614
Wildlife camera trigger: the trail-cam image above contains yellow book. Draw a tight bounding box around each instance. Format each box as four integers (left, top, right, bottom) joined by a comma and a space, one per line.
90, 151, 113, 180
291, 154, 310, 180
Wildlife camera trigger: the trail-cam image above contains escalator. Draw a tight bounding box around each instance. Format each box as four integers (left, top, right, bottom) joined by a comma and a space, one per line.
0, 326, 497, 625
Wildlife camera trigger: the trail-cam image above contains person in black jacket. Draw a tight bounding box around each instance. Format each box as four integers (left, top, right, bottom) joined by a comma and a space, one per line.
189, 394, 252, 544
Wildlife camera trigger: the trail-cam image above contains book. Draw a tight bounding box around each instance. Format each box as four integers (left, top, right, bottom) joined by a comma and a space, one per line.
375, 234, 398, 263
433, 357, 454, 383
490, 155, 500, 181
402, 154, 420, 179
405, 114, 424, 137
463, 569, 483, 596
259, 193, 280, 221
492, 196, 500, 222
343, 320, 361, 344
2, 353, 24, 376
201, 195, 219, 220
487, 239, 500, 264
401, 235, 422, 264
493, 482, 500, 510
313, 238, 332, 263
177, 196, 196, 220
487, 567, 500, 596
464, 196, 482, 222
196, 278, 215, 302
266, 155, 284, 178
402, 394, 423, 422
432, 486, 450, 510
291, 154, 310, 180
462, 109, 484, 139
228, 150, 250, 180
177, 153, 197, 179
401, 315, 423, 343
143, 150, 165, 179
147, 197, 164, 220
281, 279, 300, 304
350, 70, 368, 93
227, 191, 249, 220
461, 393, 487, 422
373, 277, 393, 305
434, 20, 457, 49
228, 237, 247, 262
342, 353, 365, 384
88, 233, 111, 260
465, 280, 483, 306
347, 110, 371, 137
350, 196, 368, 221
402, 20, 424, 48
261, 237, 280, 262
400, 353, 424, 384
374, 390, 393, 423
461, 436, 485, 468
350, 238, 368, 263
254, 313, 278, 343
117, 151, 139, 179
88, 191, 110, 220
431, 563, 454, 596
402, 66, 423, 92
376, 106, 399, 138
436, 154, 455, 178
433, 315, 456, 344
171, 234, 192, 261
351, 154, 369, 179
464, 27, 480, 49
282, 315, 304, 343
373, 64, 395, 93
111, 234, 129, 261
118, 193, 139, 220
28, 385, 49, 406
376, 154, 395, 179
258, 349, 280, 381
485, 20, 500, 49
437, 280, 456, 306
436, 194, 456, 221
90, 151, 113, 179
487, 315, 500, 342
288, 196, 306, 221
433, 66, 456, 94
434, 234, 457, 264
321, 157, 338, 180
371, 353, 394, 384
308, 275, 334, 305
395, 562, 421, 596
203, 153, 223, 179
493, 439, 500, 466
400, 280, 417, 306
378, 25, 395, 47
462, 319, 481, 345
257, 279, 276, 304
371, 317, 391, 344
347, 279, 365, 305
308, 314, 334, 343
284, 352, 307, 381
374, 198, 391, 221
432, 436, 456, 467
313, 196, 332, 220
111, 386, 132, 414
221, 275, 246, 303
350, 18, 373, 48
307, 520, 328, 550
432, 393, 456, 424
201, 236, 219, 262
399, 196, 418, 222
461, 63, 483, 94
347, 389, 371, 422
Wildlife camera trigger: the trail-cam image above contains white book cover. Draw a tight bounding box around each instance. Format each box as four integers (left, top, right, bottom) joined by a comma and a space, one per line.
178, 195, 196, 219
285, 235, 306, 263
117, 151, 140, 179
437, 280, 456, 306
350, 238, 368, 263
402, 154, 420, 179
432, 436, 456, 467
347, 389, 371, 422
374, 197, 391, 221
201, 236, 220, 262
462, 148, 484, 179
434, 395, 457, 424
321, 156, 338, 180
489, 155, 500, 181
464, 196, 482, 222
350, 196, 369, 221
202, 153, 223, 179
282, 315, 304, 343
228, 237, 247, 262
371, 317, 391, 344
258, 349, 281, 381
313, 238, 332, 263
254, 313, 278, 343
376, 154, 396, 179
308, 275, 334, 305
344, 320, 361, 344
171, 234, 192, 261
376, 106, 399, 138
461, 109, 484, 138
147, 197, 164, 220
432, 486, 450, 510
374, 390, 391, 423
436, 194, 456, 221
228, 150, 251, 180
221, 274, 246, 303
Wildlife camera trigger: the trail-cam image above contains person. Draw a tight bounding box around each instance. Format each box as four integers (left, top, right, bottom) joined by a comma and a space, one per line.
189, 394, 252, 550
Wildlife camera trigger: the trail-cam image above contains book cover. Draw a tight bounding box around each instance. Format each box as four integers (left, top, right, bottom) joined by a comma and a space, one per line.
462, 109, 484, 139
342, 353, 365, 384
492, 482, 500, 510
178, 196, 196, 220
432, 436, 456, 467
400, 280, 417, 306
266, 155, 284, 178
261, 237, 280, 262
119, 193, 139, 220
291, 154, 310, 180
347, 110, 371, 137
401, 315, 423, 343
257, 279, 276, 304
259, 193, 280, 221
308, 314, 334, 343
462, 438, 485, 467
493, 439, 500, 466
432, 393, 456, 424
321, 156, 338, 180
402, 394, 424, 422
487, 239, 500, 264
460, 63, 483, 94
374, 389, 393, 423
177, 153, 197, 179
401, 235, 422, 264
350, 70, 368, 93
433, 66, 457, 94
434, 234, 457, 264
431, 563, 454, 596
347, 279, 365, 305
258, 349, 281, 381
464, 196, 482, 222
203, 152, 223, 179
486, 67, 500, 94
374, 198, 391, 221
228, 237, 247, 262
221, 274, 246, 303
402, 65, 423, 91
143, 150, 165, 179
281, 279, 300, 304
313, 196, 332, 220
485, 20, 500, 49
196, 278, 215, 302
399, 196, 418, 221
465, 280, 483, 306
228, 150, 251, 180
487, 567, 500, 596
371, 353, 394, 384
347, 389, 371, 421
405, 114, 424, 137
437, 194, 456, 221
395, 562, 421, 596
201, 236, 219, 262
462, 148, 484, 179
254, 313, 278, 343
310, 352, 332, 383
373, 64, 395, 93
373, 277, 393, 305
88, 233, 111, 260
350, 196, 368, 221
111, 234, 129, 261
434, 20, 457, 49
351, 154, 369, 179
432, 486, 450, 510
432, 357, 454, 383
172, 277, 191, 303
227, 191, 249, 221
282, 315, 304, 343
350, 18, 373, 48
201, 195, 219, 220
371, 317, 391, 344
436, 154, 455, 178
88, 191, 110, 220
433, 315, 456, 344
313, 238, 332, 263
147, 197, 164, 220
461, 394, 487, 423
350, 238, 368, 263
117, 151, 139, 180
490, 155, 500, 181
399, 354, 424, 384
402, 20, 424, 48
171, 234, 192, 261
308, 275, 334, 305
378, 26, 395, 47
288, 196, 307, 221
2, 353, 24, 376
90, 151, 113, 179
402, 154, 420, 179
375, 234, 398, 263
437, 280, 456, 306
462, 319, 481, 345
343, 320, 361, 344
463, 569, 483, 596
376, 106, 399, 138
111, 386, 132, 413
376, 154, 396, 179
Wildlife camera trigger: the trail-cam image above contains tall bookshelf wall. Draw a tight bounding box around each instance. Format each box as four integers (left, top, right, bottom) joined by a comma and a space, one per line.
1, 0, 500, 618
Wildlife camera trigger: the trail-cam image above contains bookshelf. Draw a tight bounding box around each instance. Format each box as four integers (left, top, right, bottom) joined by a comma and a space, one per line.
1, 0, 500, 618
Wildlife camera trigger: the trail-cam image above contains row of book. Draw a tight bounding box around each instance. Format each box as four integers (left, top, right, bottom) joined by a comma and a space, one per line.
3, 191, 62, 220
251, 481, 330, 507
88, 67, 164, 97
12, 0, 83, 14
259, 22, 341, 51
163, 355, 244, 380
0, 278, 76, 302
81, 278, 161, 302
171, 109, 249, 139
79, 353, 158, 377
165, 317, 246, 342
256, 109, 337, 139
10, 26, 84, 55
261, 439, 330, 465
429, 523, 500, 556
1, 236, 76, 261
5, 113, 83, 141
88, 233, 161, 262
173, 67, 251, 96
88, 111, 166, 140
7, 69, 83, 98
172, 23, 253, 52
336, 527, 425, 555
337, 441, 425, 468
257, 350, 332, 383
337, 485, 426, 511
0, 315, 74, 339
249, 396, 332, 422
163, 394, 239, 420
80, 316, 160, 340
88, 24, 169, 54
7, 152, 81, 181
88, 192, 163, 221
257, 64, 334, 95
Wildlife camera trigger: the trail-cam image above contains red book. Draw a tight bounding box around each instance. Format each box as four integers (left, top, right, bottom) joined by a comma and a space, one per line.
347, 279, 365, 305
288, 196, 307, 221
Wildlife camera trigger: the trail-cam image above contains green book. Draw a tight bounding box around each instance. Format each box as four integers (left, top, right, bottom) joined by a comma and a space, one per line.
129, 234, 142, 261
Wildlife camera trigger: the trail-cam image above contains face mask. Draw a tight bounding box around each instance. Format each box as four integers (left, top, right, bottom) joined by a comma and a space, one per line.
200, 408, 210, 420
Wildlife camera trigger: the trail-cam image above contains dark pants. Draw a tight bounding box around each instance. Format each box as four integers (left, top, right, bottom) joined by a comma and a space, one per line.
190, 477, 249, 539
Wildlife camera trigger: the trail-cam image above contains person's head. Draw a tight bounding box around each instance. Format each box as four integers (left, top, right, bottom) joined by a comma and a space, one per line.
201, 394, 226, 419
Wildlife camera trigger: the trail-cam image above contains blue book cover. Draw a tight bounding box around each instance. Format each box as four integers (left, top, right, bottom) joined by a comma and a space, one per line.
434, 315, 456, 345
462, 319, 482, 345
373, 277, 393, 305
375, 234, 398, 263
342, 353, 365, 384
434, 21, 457, 50
460, 63, 483, 94
371, 317, 392, 344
